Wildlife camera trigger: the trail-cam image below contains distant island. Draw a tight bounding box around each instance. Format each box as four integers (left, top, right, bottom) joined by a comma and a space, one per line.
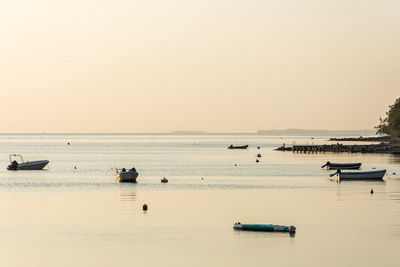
170, 131, 208, 134
257, 129, 375, 136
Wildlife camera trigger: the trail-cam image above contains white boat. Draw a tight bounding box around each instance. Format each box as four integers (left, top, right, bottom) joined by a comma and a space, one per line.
115, 167, 139, 183
7, 154, 49, 170
331, 169, 386, 180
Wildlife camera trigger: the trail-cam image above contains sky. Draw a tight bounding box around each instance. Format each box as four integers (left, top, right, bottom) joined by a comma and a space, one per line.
0, 0, 399, 133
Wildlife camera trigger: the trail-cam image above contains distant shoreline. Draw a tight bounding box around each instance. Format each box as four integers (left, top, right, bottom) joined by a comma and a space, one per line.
170, 131, 208, 134
329, 136, 391, 142
258, 129, 375, 135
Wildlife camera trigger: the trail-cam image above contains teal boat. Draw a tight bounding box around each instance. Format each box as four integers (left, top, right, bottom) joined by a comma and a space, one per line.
233, 222, 296, 233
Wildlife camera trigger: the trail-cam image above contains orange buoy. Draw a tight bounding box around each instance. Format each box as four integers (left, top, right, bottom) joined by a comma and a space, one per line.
143, 204, 148, 211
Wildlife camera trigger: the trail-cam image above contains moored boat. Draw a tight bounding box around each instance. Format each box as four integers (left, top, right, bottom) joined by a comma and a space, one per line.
228, 145, 248, 149
7, 154, 49, 170
115, 167, 139, 183
321, 161, 361, 170
233, 222, 296, 233
330, 169, 386, 180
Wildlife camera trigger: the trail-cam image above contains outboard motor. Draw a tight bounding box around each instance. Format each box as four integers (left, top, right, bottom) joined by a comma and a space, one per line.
330, 169, 341, 177
7, 160, 18, 171
321, 161, 331, 168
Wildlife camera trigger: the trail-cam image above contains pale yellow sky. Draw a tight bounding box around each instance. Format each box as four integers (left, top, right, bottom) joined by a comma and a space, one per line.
0, 0, 399, 133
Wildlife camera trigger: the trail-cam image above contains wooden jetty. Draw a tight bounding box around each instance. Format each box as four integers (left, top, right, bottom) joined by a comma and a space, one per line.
276, 144, 349, 153
276, 143, 400, 154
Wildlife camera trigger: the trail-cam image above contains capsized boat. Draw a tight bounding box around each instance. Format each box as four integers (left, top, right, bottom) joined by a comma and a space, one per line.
321, 161, 361, 170
115, 167, 139, 183
7, 154, 49, 170
330, 169, 386, 180
233, 222, 296, 233
228, 145, 249, 149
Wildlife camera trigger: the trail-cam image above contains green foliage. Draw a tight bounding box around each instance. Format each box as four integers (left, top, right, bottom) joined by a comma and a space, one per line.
376, 98, 400, 138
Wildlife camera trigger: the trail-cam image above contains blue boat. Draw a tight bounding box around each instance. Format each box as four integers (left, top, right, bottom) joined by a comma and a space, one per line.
330, 169, 386, 181
233, 222, 296, 233
228, 145, 249, 149
321, 161, 361, 170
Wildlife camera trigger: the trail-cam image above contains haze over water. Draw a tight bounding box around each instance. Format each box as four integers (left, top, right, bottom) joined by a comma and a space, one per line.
0, 133, 399, 267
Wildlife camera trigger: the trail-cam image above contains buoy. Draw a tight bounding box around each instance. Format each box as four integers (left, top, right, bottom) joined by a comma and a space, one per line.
234, 164, 237, 166
74, 166, 77, 169
143, 204, 148, 211
201, 177, 204, 180
67, 142, 70, 145
257, 154, 261, 158
256, 159, 259, 163
257, 146, 260, 149
370, 189, 374, 194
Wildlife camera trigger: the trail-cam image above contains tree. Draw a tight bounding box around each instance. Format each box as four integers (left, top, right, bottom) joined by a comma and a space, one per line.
376, 97, 400, 138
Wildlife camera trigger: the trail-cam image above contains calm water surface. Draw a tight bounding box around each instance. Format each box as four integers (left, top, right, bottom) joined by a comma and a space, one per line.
0, 134, 399, 266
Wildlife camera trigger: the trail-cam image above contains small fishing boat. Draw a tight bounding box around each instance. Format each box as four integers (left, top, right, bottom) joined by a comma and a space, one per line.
233, 222, 296, 233
321, 161, 361, 170
330, 169, 386, 181
7, 154, 49, 170
115, 167, 139, 183
161, 177, 168, 183
228, 145, 248, 149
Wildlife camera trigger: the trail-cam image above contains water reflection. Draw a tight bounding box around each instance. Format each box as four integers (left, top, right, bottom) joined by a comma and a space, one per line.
338, 180, 385, 183
389, 154, 400, 164
119, 191, 137, 202
233, 230, 295, 239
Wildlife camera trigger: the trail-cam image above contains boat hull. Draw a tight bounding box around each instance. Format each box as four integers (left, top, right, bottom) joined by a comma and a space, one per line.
233, 223, 296, 233
16, 160, 49, 170
338, 170, 386, 180
326, 163, 361, 170
115, 171, 139, 183
228, 145, 248, 149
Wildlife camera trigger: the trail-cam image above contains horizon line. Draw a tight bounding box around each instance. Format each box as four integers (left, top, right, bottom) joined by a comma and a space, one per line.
0, 129, 376, 135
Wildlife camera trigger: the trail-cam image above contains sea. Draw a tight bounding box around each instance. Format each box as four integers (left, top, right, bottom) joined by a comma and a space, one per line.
0, 133, 399, 267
